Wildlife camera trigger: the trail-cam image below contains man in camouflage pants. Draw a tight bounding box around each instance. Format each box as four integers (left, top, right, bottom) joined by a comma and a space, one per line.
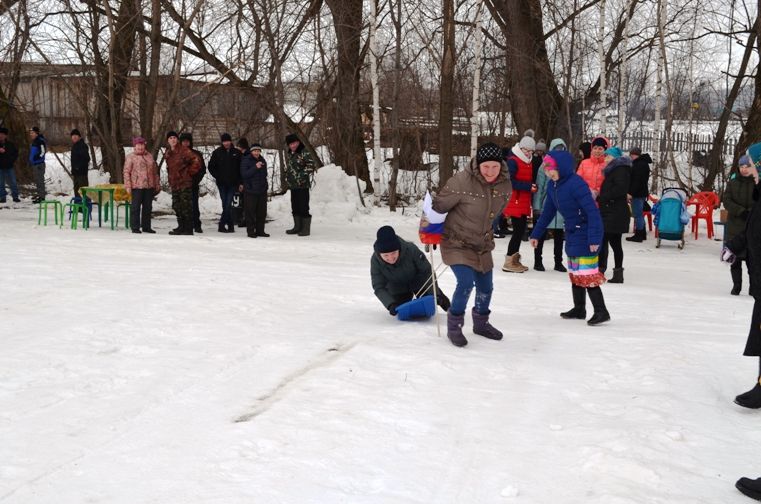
284, 133, 316, 236
164, 131, 201, 235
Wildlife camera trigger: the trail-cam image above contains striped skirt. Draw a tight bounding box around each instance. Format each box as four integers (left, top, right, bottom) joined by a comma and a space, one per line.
567, 255, 606, 288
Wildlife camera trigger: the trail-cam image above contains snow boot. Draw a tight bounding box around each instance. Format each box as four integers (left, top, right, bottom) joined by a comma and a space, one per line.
502, 253, 528, 273
561, 285, 586, 319
736, 477, 761, 501
298, 216, 312, 236
609, 267, 624, 284
286, 215, 302, 235
586, 287, 611, 326
472, 308, 503, 340
731, 267, 742, 296
227, 222, 235, 233
218, 223, 228, 233
446, 312, 468, 347
554, 259, 567, 272
735, 380, 761, 409
533, 248, 545, 271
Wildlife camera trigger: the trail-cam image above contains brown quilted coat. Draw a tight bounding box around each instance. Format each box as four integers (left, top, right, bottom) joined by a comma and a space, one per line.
432, 158, 512, 273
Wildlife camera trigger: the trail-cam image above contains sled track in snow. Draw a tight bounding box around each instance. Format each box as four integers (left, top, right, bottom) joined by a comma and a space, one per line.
233, 341, 359, 423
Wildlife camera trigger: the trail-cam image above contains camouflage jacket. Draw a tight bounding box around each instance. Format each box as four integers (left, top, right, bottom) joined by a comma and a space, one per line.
286, 147, 315, 190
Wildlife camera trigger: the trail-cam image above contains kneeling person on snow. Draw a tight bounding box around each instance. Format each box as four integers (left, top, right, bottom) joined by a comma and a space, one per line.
371, 225, 450, 316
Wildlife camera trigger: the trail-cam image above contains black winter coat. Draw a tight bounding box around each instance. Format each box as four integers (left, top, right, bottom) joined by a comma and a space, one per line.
629, 154, 652, 198
0, 140, 19, 170
190, 148, 206, 187
71, 139, 91, 175
208, 146, 242, 186
240, 152, 268, 195
598, 156, 632, 234
724, 174, 756, 245
371, 238, 436, 310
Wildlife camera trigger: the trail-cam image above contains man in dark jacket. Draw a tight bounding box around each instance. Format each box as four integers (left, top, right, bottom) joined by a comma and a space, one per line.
70, 129, 91, 195
180, 133, 206, 233
371, 225, 450, 315
208, 132, 241, 233
284, 133, 316, 236
625, 147, 652, 242
240, 143, 269, 238
0, 127, 20, 203
29, 126, 47, 203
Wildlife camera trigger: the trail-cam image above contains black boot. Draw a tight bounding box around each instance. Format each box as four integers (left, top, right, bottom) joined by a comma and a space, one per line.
446, 312, 468, 347
554, 259, 567, 272
736, 476, 761, 500
626, 229, 645, 242
286, 215, 302, 235
561, 285, 586, 319
609, 267, 624, 284
472, 308, 503, 340
227, 222, 235, 233
533, 247, 545, 271
735, 381, 761, 409
731, 265, 742, 296
298, 216, 312, 236
586, 287, 611, 325
218, 223, 228, 233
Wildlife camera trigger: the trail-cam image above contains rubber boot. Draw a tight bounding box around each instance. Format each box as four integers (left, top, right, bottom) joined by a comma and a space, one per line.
731, 265, 742, 296
586, 287, 611, 326
298, 216, 312, 236
609, 267, 624, 284
286, 215, 302, 235
447, 312, 468, 347
472, 309, 503, 340
560, 285, 586, 319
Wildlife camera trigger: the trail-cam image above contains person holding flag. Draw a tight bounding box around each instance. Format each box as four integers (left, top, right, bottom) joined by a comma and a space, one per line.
432, 142, 512, 347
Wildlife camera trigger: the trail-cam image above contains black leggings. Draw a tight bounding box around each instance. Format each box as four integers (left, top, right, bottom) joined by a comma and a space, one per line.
535, 229, 565, 262
599, 232, 623, 272
507, 216, 528, 256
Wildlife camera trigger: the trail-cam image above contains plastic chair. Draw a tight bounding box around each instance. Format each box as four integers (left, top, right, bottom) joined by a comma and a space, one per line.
37, 200, 63, 226
62, 202, 89, 230
688, 191, 720, 240
116, 201, 131, 229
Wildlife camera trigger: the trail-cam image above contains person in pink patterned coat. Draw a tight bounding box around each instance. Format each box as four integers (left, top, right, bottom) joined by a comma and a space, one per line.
123, 137, 161, 234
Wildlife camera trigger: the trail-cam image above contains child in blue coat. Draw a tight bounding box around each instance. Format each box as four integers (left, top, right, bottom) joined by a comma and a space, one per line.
530, 150, 611, 325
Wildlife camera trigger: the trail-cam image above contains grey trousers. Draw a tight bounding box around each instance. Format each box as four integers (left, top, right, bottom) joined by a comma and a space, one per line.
34, 163, 46, 199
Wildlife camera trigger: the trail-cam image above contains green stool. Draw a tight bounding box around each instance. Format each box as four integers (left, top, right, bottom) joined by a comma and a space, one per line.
116, 201, 131, 229
37, 200, 63, 226
62, 202, 89, 230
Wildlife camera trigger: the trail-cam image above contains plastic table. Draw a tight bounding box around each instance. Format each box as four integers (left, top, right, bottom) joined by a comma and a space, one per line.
79, 186, 116, 230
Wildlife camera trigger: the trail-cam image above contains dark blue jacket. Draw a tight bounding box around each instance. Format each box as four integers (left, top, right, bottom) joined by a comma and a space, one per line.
29, 135, 46, 165
530, 150, 604, 257
0, 140, 19, 170
240, 151, 268, 195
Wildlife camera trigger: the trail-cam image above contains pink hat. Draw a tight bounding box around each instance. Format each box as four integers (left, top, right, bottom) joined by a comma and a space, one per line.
132, 136, 146, 146
542, 154, 558, 171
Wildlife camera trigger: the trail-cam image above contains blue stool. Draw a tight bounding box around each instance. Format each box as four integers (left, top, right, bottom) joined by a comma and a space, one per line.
396, 295, 436, 321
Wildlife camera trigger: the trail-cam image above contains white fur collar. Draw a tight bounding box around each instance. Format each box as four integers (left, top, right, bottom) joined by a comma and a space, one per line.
511, 144, 531, 163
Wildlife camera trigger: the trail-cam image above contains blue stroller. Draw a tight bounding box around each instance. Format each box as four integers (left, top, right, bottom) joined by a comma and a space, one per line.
651, 187, 690, 249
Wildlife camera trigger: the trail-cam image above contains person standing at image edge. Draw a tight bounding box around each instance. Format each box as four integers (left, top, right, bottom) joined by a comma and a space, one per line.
0, 127, 20, 203
502, 129, 538, 273
284, 133, 316, 237
29, 126, 47, 203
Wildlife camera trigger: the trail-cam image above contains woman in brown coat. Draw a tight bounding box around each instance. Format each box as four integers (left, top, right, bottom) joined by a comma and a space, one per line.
433, 142, 512, 347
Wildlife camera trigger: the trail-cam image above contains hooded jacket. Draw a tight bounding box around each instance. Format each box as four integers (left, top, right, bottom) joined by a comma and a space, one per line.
629, 154, 652, 198
530, 150, 604, 257
577, 155, 607, 196
724, 173, 757, 244
503, 145, 534, 218
165, 145, 201, 190
432, 157, 512, 272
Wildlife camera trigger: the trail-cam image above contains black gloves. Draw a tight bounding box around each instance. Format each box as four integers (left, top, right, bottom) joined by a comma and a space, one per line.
388, 303, 400, 316
437, 293, 451, 312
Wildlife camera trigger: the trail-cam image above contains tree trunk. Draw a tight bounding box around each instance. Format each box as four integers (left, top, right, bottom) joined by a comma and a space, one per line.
735, 10, 761, 168
438, 0, 456, 187
388, 0, 402, 211
325, 0, 373, 193
369, 0, 382, 197
470, 0, 484, 158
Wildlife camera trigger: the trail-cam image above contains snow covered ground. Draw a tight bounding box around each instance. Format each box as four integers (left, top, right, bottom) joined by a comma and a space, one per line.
1, 166, 759, 503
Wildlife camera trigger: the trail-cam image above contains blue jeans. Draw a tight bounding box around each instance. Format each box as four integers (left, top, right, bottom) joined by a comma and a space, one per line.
631, 197, 645, 231
450, 264, 493, 316
218, 184, 236, 226
0, 168, 18, 199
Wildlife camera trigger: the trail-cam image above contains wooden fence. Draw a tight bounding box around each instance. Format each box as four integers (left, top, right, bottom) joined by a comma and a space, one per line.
609, 131, 738, 157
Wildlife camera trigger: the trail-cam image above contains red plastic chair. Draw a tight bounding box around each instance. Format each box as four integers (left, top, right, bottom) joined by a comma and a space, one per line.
687, 191, 720, 240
